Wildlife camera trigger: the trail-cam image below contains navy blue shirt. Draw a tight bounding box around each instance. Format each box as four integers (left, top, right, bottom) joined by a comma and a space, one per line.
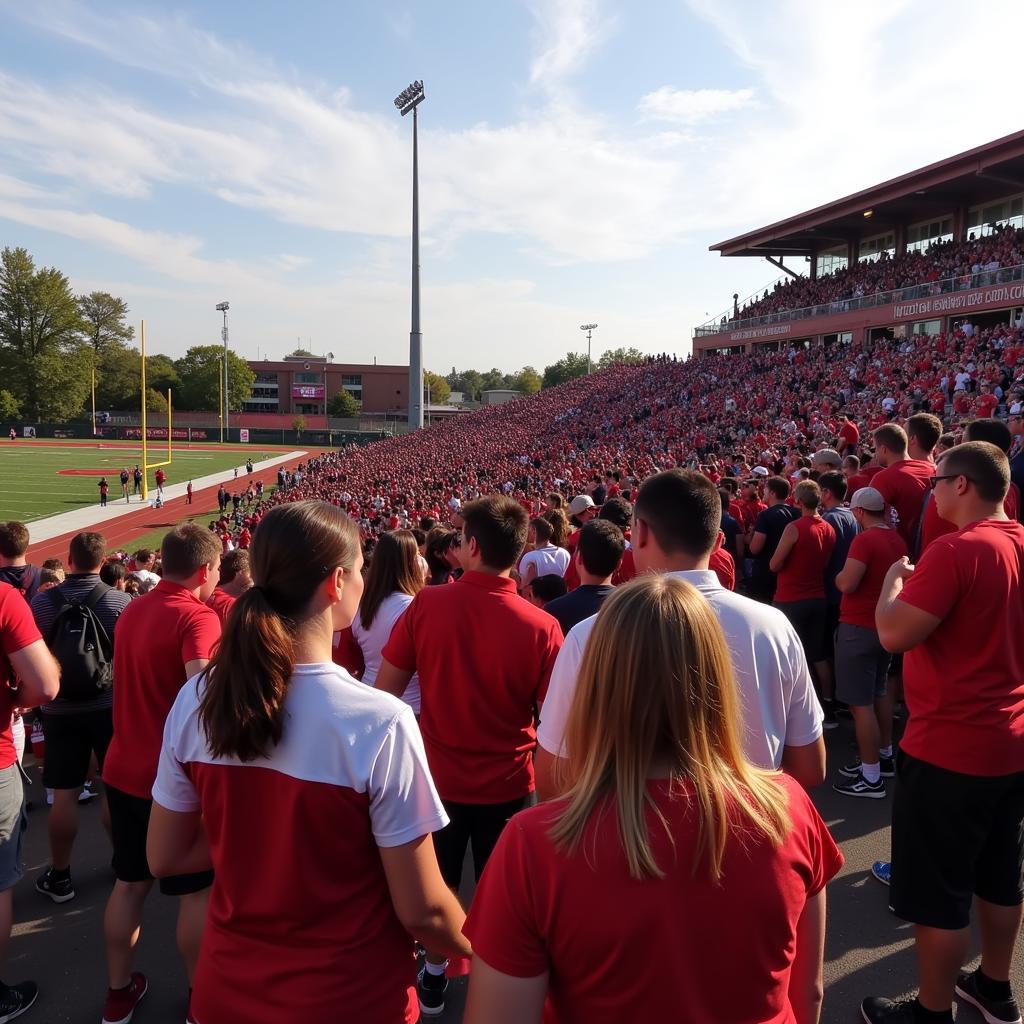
544, 584, 615, 636
822, 505, 858, 605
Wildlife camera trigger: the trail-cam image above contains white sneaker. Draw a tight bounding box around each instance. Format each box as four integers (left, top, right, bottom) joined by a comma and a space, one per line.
78, 781, 99, 804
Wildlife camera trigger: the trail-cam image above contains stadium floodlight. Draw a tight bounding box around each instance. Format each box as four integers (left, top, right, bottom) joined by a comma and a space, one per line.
216, 302, 230, 440
324, 351, 335, 420
395, 80, 426, 429
580, 323, 598, 374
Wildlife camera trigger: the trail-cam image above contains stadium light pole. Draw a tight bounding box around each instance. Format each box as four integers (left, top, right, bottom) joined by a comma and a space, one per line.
394, 80, 425, 430
324, 351, 335, 424
216, 302, 230, 441
580, 323, 598, 374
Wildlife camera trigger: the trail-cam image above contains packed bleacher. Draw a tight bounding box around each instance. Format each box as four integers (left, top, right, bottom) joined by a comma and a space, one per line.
728, 223, 1024, 325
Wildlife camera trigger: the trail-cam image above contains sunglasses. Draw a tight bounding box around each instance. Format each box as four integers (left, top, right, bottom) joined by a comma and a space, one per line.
929, 474, 971, 489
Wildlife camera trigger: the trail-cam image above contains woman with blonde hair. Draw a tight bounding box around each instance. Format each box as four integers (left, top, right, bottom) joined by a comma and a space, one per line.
464, 575, 841, 1024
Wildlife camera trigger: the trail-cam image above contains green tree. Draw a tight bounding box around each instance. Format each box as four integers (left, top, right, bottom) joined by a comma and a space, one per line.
145, 388, 168, 416
455, 369, 484, 402
0, 389, 20, 420
480, 367, 512, 393
598, 346, 646, 369
0, 247, 88, 419
146, 354, 181, 396
286, 348, 316, 358
78, 291, 133, 354
327, 390, 362, 418
513, 366, 542, 394
292, 415, 307, 437
542, 352, 591, 388
423, 370, 450, 406
174, 346, 255, 411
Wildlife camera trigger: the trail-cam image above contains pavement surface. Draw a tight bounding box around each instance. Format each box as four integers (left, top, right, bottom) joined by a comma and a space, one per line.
9, 722, 1019, 1024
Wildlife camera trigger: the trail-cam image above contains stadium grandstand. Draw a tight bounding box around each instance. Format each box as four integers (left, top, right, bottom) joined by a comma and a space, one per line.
694, 130, 1024, 357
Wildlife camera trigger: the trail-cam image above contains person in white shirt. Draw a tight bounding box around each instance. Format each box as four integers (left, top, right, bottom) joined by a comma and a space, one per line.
350, 531, 422, 714
518, 517, 570, 590
535, 469, 826, 799
129, 549, 160, 588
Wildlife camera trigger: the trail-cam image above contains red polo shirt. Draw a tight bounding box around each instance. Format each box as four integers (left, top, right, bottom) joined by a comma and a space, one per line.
0, 583, 42, 770
206, 588, 236, 626
105, 580, 222, 799
872, 459, 933, 549
382, 570, 562, 803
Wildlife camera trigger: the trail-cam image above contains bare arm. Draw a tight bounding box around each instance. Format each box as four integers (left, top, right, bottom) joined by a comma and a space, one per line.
769, 523, 798, 574
8, 640, 60, 707
781, 737, 827, 789
184, 658, 209, 680
146, 803, 212, 877
375, 659, 414, 699
464, 957, 548, 1024
534, 746, 567, 803
788, 888, 826, 1024
379, 834, 471, 959
875, 558, 942, 653
833, 557, 867, 595
748, 530, 767, 556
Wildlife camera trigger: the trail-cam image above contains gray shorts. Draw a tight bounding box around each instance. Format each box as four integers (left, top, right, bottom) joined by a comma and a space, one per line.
0, 764, 26, 891
835, 623, 891, 706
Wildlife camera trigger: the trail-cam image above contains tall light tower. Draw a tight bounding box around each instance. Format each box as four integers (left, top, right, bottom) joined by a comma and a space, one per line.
216, 302, 230, 439
394, 80, 425, 430
324, 351, 335, 421
580, 323, 598, 374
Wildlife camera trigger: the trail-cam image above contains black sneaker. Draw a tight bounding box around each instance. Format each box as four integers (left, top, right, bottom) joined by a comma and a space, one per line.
839, 757, 895, 779
834, 772, 886, 799
956, 968, 1022, 1024
822, 700, 839, 731
860, 996, 922, 1023
417, 967, 447, 1018
34, 868, 74, 904
0, 981, 38, 1023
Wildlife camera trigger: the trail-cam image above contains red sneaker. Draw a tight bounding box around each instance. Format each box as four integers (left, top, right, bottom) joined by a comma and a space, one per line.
102, 972, 148, 1024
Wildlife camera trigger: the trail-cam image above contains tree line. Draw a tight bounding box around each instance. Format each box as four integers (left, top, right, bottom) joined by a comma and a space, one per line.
0, 247, 255, 422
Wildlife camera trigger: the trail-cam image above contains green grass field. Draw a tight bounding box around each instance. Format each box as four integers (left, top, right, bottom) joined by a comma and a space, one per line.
0, 439, 294, 523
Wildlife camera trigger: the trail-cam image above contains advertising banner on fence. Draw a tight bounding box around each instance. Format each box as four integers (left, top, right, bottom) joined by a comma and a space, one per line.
239, 428, 249, 442
122, 427, 209, 441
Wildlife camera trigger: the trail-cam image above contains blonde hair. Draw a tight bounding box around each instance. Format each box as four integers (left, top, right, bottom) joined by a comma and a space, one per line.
550, 576, 791, 880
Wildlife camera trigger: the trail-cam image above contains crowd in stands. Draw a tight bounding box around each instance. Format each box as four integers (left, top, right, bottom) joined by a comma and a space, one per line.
0, 314, 1021, 1024
729, 223, 1024, 325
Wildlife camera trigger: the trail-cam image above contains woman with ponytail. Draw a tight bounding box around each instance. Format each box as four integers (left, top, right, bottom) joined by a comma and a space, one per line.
147, 501, 469, 1024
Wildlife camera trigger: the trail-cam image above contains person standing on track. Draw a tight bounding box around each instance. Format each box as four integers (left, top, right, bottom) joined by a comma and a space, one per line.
99, 525, 222, 1024
119, 470, 130, 503
97, 478, 109, 508
186, 481, 193, 505
147, 501, 468, 1024
154, 468, 166, 496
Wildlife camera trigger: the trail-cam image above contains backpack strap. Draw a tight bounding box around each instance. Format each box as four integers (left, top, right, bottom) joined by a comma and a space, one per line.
911, 486, 933, 562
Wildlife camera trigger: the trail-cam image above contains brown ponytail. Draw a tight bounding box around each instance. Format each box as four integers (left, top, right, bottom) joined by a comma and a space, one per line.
199, 501, 360, 761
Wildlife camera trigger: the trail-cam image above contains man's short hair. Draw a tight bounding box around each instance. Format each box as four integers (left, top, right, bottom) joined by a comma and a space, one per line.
530, 516, 554, 545
0, 522, 29, 559
938, 432, 957, 452
963, 418, 1012, 454
219, 549, 250, 585
765, 476, 791, 502
463, 495, 529, 570
527, 574, 568, 604
160, 525, 221, 580
874, 423, 908, 456
907, 413, 943, 454
939, 441, 1010, 504
577, 520, 625, 578
634, 470, 721, 559
817, 471, 848, 503
843, 455, 860, 470
598, 496, 632, 530
812, 448, 842, 469
793, 480, 822, 509
134, 548, 153, 565
69, 532, 106, 572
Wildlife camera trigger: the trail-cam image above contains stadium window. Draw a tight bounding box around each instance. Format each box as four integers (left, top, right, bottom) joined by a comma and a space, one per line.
295, 372, 322, 383
858, 232, 896, 263
911, 319, 942, 337
967, 193, 1024, 236
905, 217, 953, 254
815, 245, 848, 276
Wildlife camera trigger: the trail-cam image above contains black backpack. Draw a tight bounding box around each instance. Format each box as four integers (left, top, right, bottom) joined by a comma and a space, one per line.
47, 584, 114, 701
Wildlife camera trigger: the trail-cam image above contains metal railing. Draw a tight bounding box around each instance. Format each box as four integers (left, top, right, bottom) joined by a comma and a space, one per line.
694, 262, 1024, 337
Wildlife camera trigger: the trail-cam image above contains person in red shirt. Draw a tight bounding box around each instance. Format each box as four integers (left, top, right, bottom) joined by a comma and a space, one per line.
0, 581, 60, 1019
186, 480, 193, 505
206, 549, 253, 626
770, 480, 837, 696
872, 415, 941, 554
837, 412, 860, 455
154, 468, 166, 495
100, 525, 223, 1024
464, 575, 842, 1024
831, 488, 908, 799
147, 502, 468, 1024
866, 442, 1024, 1024
377, 495, 562, 1016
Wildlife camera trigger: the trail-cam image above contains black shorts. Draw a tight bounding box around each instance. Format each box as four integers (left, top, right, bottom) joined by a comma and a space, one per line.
433, 796, 529, 891
41, 708, 113, 790
823, 603, 840, 662
774, 598, 828, 664
106, 784, 213, 896
891, 750, 1024, 929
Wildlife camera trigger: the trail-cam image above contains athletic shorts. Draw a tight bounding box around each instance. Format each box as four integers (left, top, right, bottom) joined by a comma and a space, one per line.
433, 796, 529, 892
834, 624, 890, 706
823, 603, 840, 661
774, 598, 827, 664
890, 750, 1024, 929
0, 765, 26, 892
41, 708, 113, 789
107, 784, 213, 896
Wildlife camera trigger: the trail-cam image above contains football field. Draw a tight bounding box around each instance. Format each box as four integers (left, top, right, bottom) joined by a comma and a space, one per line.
0, 439, 291, 523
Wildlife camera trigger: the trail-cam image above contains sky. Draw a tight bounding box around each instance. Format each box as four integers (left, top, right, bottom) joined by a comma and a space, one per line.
1, 0, 1024, 375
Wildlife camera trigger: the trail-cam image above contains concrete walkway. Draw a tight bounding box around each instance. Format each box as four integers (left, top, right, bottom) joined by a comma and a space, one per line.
25, 450, 307, 544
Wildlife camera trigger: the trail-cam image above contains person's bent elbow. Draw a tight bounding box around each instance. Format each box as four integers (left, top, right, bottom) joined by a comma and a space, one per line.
781, 737, 826, 789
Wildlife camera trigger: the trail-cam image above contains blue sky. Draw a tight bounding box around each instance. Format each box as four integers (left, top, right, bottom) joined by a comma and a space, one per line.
1, 0, 1023, 373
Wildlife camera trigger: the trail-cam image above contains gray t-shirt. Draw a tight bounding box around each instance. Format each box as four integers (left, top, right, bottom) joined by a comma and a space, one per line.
31, 574, 133, 714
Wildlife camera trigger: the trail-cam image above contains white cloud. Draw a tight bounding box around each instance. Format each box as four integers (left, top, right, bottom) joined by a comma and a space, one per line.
638, 87, 755, 125
528, 0, 612, 91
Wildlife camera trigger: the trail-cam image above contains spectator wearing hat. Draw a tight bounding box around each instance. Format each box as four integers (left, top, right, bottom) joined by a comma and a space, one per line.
564, 495, 598, 558
831, 488, 907, 800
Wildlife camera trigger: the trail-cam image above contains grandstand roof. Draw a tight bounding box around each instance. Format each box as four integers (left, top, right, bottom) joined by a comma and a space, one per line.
711, 130, 1024, 258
